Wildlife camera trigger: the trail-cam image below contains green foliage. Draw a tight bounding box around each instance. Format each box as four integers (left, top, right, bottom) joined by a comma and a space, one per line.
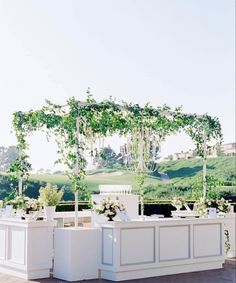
185, 114, 223, 158
39, 183, 64, 206
7, 154, 32, 179
11, 93, 222, 174
95, 146, 122, 168
10, 92, 222, 201
190, 175, 223, 200
225, 229, 230, 254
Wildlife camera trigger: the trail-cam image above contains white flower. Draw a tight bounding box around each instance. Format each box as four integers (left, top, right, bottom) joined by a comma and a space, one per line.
94, 198, 126, 217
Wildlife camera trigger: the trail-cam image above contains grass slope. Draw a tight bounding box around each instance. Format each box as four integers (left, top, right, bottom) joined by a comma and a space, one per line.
30, 169, 161, 193
157, 156, 236, 186
28, 156, 235, 195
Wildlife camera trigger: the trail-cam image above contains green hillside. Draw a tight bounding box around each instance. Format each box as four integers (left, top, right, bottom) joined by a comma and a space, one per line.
27, 156, 236, 200
1, 156, 235, 200
29, 168, 161, 193
157, 156, 236, 186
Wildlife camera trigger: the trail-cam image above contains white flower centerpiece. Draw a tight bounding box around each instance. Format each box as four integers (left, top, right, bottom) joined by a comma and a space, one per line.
7, 195, 28, 217
195, 197, 231, 217
94, 198, 126, 221
24, 197, 41, 213
5, 195, 41, 218
216, 198, 231, 216
171, 196, 185, 211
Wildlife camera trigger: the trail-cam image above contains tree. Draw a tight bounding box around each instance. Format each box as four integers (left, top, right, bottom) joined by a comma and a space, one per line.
94, 146, 120, 168
0, 146, 18, 172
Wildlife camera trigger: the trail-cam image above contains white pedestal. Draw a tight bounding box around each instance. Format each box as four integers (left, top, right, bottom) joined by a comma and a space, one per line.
100, 218, 225, 281
53, 227, 101, 281
0, 218, 55, 279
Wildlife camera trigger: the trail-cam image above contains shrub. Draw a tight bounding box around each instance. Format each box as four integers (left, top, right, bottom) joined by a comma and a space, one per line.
39, 183, 63, 206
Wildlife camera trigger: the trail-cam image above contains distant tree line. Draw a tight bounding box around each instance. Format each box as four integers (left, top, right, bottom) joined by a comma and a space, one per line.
0, 146, 18, 172
93, 146, 124, 169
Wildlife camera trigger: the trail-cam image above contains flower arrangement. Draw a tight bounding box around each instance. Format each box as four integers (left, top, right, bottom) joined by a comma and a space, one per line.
195, 197, 231, 216
6, 195, 40, 212
7, 195, 27, 210
215, 198, 231, 214
39, 183, 63, 206
171, 196, 185, 209
24, 197, 41, 212
94, 198, 126, 220
195, 198, 208, 216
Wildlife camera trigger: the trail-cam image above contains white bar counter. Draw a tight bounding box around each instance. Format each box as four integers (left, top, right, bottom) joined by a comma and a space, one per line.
0, 218, 55, 279
100, 217, 225, 281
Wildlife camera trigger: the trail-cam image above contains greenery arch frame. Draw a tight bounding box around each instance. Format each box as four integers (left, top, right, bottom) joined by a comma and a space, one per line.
10, 91, 222, 214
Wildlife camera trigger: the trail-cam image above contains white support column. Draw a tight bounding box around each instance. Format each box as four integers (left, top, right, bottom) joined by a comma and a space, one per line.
139, 128, 145, 218
74, 191, 78, 228
18, 177, 23, 196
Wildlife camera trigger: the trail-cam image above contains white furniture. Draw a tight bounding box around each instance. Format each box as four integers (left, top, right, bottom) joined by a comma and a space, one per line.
99, 185, 132, 195
100, 217, 225, 281
54, 210, 91, 227
171, 210, 199, 218
53, 227, 101, 281
224, 212, 236, 258
92, 185, 139, 222
0, 218, 55, 279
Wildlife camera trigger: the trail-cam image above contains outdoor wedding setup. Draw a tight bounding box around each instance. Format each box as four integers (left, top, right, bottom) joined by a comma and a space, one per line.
0, 95, 235, 281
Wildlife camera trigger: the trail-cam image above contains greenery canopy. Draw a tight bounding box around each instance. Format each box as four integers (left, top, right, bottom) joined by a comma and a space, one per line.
10, 90, 222, 194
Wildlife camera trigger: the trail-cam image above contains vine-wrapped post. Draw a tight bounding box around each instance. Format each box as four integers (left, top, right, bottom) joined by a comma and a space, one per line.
202, 130, 207, 199
74, 115, 80, 228
137, 173, 145, 218
18, 148, 24, 195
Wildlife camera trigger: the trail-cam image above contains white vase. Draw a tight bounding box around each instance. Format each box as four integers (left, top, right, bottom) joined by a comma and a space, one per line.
16, 208, 24, 218
44, 206, 56, 221
4, 205, 13, 217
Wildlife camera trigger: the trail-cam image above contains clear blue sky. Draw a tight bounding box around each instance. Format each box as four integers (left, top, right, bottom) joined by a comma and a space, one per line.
0, 0, 235, 170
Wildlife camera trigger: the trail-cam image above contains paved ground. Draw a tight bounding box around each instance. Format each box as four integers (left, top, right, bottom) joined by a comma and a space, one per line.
0, 259, 235, 283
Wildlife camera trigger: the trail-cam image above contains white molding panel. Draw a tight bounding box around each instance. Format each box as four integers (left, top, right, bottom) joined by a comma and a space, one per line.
193, 223, 222, 258
120, 227, 155, 265
102, 228, 114, 265
159, 225, 190, 261
100, 218, 225, 281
